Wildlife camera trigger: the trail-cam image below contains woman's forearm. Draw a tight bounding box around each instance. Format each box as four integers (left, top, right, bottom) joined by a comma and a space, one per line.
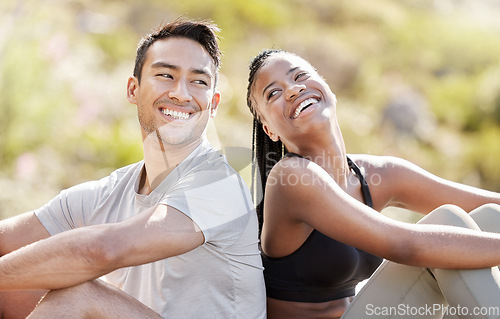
386, 222, 500, 269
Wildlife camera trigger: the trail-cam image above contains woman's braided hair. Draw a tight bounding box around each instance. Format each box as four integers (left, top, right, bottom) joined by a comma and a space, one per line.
246, 49, 286, 234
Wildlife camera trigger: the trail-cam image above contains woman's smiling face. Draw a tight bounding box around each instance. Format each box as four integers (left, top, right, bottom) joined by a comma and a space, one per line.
250, 52, 337, 144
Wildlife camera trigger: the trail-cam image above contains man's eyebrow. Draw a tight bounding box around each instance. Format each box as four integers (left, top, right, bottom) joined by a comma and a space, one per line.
151, 61, 178, 70
262, 67, 299, 97
191, 67, 212, 78
151, 61, 212, 78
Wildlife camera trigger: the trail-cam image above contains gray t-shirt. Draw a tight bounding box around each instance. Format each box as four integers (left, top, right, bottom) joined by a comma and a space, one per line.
35, 140, 266, 318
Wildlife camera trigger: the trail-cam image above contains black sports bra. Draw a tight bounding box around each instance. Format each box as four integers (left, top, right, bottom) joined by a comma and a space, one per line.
261, 154, 383, 302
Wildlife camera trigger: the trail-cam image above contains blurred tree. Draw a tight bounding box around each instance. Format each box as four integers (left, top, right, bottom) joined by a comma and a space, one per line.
1, 0, 499, 219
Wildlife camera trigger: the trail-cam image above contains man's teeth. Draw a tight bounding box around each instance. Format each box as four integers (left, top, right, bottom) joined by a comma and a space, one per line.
292, 98, 318, 119
161, 108, 190, 120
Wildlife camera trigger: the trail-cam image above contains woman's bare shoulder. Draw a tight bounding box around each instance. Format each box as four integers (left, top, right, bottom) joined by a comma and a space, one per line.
347, 154, 416, 179
348, 154, 408, 168
267, 156, 333, 192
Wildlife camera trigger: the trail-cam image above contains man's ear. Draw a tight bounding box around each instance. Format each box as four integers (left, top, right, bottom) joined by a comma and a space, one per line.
209, 91, 221, 118
262, 122, 280, 142
127, 76, 139, 105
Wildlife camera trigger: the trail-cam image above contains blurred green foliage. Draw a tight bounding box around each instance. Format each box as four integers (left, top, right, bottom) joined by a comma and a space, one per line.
1, 0, 499, 218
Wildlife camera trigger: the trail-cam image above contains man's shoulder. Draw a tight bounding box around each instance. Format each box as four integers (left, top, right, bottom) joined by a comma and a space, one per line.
179, 143, 241, 183
105, 161, 143, 185
189, 155, 247, 193
110, 161, 143, 177
68, 161, 142, 199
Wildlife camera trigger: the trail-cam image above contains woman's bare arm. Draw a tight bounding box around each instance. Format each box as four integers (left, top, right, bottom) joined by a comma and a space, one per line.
356, 155, 500, 214
264, 157, 500, 269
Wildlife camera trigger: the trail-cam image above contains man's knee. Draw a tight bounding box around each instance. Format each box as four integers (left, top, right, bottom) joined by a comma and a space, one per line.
0, 290, 46, 319
30, 280, 162, 319
27, 281, 104, 319
37, 281, 100, 306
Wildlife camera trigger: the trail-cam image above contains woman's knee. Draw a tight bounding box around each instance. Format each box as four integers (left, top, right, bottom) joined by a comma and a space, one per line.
419, 204, 480, 230
469, 203, 500, 233
470, 203, 500, 215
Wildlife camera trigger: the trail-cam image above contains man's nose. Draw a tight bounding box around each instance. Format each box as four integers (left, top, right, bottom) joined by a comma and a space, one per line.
168, 80, 192, 102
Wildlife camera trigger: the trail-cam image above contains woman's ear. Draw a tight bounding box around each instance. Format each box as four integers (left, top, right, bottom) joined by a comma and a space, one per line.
127, 76, 139, 105
262, 123, 280, 142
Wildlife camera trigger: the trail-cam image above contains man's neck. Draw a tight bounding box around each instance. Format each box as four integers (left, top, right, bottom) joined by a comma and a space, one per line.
139, 136, 203, 195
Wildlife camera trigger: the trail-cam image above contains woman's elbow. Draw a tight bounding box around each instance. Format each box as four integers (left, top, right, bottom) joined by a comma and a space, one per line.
380, 239, 422, 267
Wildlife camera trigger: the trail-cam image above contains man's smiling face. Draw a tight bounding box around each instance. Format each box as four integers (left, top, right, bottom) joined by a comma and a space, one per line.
128, 37, 220, 148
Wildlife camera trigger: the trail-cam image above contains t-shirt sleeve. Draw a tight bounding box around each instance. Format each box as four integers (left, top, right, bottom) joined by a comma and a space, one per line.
162, 166, 254, 246
34, 180, 103, 235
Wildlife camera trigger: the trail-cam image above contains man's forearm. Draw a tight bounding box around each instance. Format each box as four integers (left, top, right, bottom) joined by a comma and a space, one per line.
0, 226, 112, 291
0, 204, 205, 291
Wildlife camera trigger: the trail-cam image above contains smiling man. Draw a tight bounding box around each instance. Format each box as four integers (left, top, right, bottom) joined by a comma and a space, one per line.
0, 19, 266, 319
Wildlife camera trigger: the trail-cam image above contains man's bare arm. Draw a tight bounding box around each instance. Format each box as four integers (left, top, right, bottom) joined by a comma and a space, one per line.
0, 212, 52, 316
1, 211, 51, 256
0, 204, 204, 291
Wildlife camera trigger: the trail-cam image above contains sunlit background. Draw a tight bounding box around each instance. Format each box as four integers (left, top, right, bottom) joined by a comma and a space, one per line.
1, 0, 500, 220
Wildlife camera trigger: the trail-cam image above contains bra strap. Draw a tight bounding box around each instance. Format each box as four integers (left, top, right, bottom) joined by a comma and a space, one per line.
347, 156, 373, 208
284, 153, 374, 208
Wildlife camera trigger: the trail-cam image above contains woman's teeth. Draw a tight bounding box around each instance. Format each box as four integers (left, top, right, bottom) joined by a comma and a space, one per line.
292, 98, 318, 119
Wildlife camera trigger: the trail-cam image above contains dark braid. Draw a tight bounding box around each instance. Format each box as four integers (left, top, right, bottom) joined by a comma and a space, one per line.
247, 49, 286, 234
251, 119, 284, 233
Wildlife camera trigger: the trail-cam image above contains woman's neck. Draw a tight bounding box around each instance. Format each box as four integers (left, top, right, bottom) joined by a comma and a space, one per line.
287, 119, 350, 187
